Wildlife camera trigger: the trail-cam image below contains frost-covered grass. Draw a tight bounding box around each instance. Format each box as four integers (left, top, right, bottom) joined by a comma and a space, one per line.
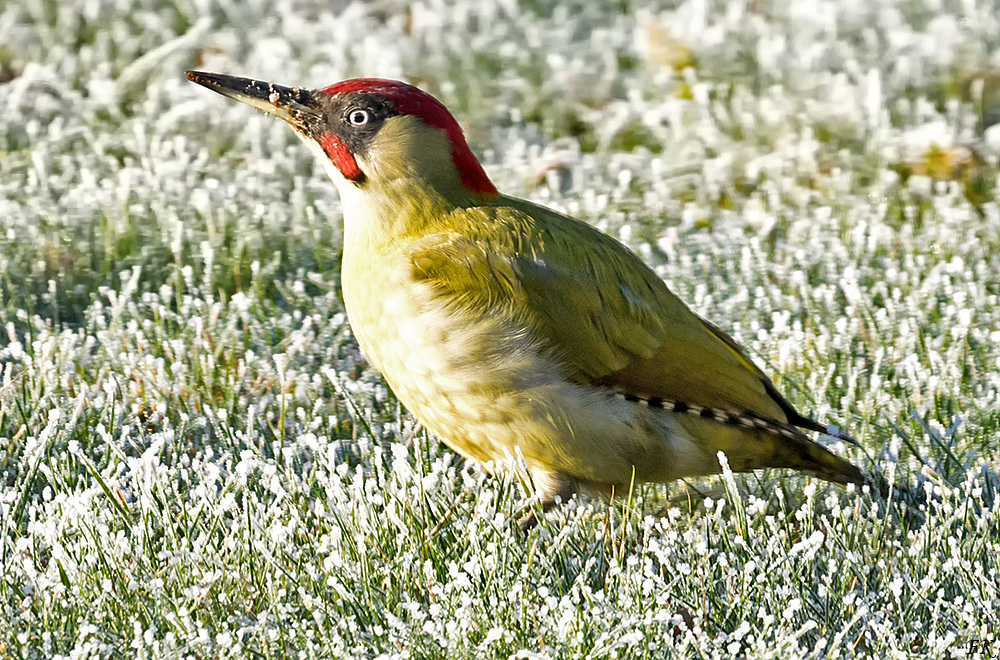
2, 0, 1000, 657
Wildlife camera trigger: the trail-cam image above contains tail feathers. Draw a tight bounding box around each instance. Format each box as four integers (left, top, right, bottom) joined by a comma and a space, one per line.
616, 391, 869, 488
710, 412, 867, 487
767, 436, 904, 500
776, 430, 865, 486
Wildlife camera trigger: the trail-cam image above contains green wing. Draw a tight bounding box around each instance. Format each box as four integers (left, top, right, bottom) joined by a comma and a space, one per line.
408, 195, 806, 426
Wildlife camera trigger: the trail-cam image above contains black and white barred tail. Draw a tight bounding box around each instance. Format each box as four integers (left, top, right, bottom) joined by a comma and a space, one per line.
614, 390, 867, 488
614, 391, 809, 441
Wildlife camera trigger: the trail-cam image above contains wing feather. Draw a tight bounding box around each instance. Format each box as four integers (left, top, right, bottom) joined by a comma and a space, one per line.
409, 196, 812, 428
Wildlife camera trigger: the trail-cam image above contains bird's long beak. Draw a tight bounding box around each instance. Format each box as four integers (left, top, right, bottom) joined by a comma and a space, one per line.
186, 70, 321, 128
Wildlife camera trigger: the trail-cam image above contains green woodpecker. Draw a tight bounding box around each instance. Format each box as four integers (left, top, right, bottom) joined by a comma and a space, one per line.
187, 71, 864, 516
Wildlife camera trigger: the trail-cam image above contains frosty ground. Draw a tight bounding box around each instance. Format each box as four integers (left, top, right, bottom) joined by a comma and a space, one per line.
1, 0, 999, 658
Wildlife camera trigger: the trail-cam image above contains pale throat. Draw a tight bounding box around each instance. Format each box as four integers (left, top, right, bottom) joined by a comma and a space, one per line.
302, 148, 464, 252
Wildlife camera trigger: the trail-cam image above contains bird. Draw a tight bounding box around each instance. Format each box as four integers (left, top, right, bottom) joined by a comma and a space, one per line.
187, 70, 866, 523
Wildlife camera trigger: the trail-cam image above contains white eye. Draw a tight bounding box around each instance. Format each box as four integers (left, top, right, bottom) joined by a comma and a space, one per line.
348, 109, 369, 126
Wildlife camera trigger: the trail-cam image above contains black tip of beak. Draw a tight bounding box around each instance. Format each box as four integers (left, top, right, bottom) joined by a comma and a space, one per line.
186, 70, 317, 122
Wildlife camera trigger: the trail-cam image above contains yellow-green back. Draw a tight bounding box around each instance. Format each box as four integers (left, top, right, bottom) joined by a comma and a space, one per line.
409, 194, 791, 423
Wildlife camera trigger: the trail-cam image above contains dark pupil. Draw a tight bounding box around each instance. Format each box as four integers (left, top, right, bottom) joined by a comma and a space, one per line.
349, 110, 368, 125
